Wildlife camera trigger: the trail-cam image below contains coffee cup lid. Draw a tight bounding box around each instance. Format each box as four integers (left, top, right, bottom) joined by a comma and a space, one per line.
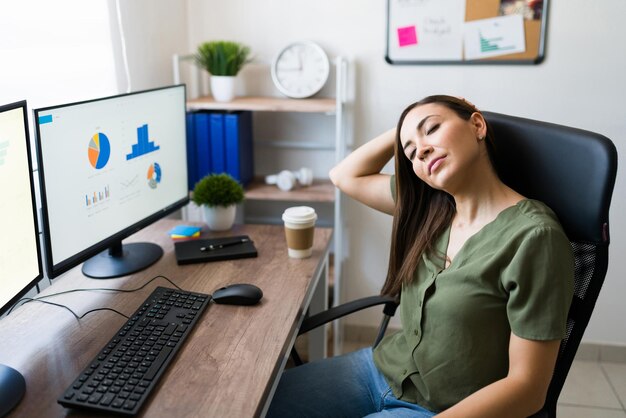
282, 206, 317, 224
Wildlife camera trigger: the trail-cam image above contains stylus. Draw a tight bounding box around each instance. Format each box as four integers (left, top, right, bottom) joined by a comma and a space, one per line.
200, 238, 251, 252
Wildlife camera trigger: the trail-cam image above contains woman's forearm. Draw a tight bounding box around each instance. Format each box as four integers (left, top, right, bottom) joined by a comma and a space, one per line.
438, 337, 559, 418
329, 128, 396, 185
329, 128, 396, 214
436, 376, 544, 418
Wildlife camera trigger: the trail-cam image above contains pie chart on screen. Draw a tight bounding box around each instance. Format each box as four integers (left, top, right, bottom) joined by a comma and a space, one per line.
147, 162, 161, 189
88, 133, 111, 169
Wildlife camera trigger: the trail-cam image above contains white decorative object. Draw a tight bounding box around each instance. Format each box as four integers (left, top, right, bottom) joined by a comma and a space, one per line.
203, 204, 237, 231
271, 41, 330, 99
211, 75, 236, 102
265, 167, 314, 191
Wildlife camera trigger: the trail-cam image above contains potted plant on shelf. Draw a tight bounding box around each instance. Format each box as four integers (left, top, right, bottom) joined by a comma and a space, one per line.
192, 173, 245, 231
195, 40, 251, 102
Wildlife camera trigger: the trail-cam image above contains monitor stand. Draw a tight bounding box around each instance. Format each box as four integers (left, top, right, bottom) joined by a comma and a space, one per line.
0, 364, 25, 417
82, 241, 163, 279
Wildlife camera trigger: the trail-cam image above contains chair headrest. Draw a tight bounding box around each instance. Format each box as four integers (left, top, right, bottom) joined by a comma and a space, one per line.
483, 111, 617, 243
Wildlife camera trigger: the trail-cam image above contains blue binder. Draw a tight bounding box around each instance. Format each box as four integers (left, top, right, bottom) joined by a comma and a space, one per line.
224, 111, 253, 186
209, 113, 226, 174
185, 112, 197, 190
194, 112, 212, 182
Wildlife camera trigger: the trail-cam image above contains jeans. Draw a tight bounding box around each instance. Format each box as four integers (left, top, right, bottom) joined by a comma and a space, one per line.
266, 347, 436, 418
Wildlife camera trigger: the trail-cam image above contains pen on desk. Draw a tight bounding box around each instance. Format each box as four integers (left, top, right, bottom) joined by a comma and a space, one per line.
200, 237, 251, 252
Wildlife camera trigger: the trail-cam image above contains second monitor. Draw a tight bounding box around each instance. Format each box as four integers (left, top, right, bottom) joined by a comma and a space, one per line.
34, 85, 189, 279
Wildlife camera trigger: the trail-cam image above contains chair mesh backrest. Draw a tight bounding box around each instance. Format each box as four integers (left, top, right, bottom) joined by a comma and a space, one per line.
557, 241, 598, 359
544, 240, 608, 415
560, 242, 595, 356
483, 112, 617, 417
571, 242, 597, 300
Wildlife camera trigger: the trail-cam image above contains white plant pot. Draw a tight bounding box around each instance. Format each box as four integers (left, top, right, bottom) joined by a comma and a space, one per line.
210, 75, 236, 102
203, 204, 237, 231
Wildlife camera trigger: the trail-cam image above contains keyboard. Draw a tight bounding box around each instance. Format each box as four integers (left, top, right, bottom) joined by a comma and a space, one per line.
58, 286, 211, 416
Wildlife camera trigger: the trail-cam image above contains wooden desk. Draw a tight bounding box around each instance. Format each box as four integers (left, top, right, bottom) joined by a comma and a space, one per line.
0, 219, 332, 417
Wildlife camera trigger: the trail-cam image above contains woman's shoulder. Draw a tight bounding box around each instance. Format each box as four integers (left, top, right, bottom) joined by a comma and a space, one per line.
507, 199, 567, 236
490, 199, 573, 267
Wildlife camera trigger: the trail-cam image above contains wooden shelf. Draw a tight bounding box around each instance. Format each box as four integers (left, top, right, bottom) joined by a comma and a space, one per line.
187, 96, 336, 113
244, 178, 335, 202
177, 55, 348, 358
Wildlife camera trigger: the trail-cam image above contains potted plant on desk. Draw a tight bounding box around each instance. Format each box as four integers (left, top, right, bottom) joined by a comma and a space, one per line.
192, 173, 245, 231
195, 40, 251, 102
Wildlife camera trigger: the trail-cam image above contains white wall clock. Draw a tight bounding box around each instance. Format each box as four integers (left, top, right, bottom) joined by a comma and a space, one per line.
271, 41, 330, 99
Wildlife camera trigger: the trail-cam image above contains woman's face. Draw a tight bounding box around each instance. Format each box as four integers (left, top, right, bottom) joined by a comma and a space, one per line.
399, 103, 486, 192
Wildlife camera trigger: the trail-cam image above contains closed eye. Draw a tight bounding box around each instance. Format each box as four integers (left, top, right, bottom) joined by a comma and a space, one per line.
426, 124, 440, 135
403, 145, 417, 161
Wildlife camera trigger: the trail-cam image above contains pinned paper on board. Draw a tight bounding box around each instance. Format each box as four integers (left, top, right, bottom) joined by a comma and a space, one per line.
463, 14, 526, 61
389, 0, 465, 60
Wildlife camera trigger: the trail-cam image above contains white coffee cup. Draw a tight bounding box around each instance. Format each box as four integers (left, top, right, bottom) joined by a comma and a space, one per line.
282, 206, 317, 258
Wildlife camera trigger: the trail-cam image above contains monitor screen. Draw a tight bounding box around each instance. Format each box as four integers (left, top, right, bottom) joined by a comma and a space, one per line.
0, 100, 41, 415
34, 85, 189, 279
0, 100, 42, 315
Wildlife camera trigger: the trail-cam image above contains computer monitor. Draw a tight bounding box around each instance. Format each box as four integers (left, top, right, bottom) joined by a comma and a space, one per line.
34, 85, 189, 279
0, 100, 42, 416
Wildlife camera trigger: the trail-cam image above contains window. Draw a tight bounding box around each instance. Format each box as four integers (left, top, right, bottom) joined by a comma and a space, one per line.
0, 1, 118, 109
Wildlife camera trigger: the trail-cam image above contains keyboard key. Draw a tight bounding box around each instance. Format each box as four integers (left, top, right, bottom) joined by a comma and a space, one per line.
100, 393, 115, 406
144, 347, 172, 381
123, 400, 137, 410
88, 393, 103, 404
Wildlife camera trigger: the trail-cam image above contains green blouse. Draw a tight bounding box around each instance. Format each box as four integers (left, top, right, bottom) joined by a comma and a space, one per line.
373, 196, 574, 412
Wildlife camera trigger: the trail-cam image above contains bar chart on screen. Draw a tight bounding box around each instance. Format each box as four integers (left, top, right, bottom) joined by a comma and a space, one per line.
126, 124, 160, 160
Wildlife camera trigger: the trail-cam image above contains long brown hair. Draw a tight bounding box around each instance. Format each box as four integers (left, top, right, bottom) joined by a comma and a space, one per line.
381, 95, 497, 296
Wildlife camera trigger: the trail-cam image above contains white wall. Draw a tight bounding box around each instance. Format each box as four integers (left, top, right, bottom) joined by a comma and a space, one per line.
110, 0, 189, 93
181, 0, 626, 345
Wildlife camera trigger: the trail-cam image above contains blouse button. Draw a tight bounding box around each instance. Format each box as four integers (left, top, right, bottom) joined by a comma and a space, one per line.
413, 329, 419, 336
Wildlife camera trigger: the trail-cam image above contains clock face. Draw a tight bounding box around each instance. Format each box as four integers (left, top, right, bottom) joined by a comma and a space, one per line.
271, 41, 330, 99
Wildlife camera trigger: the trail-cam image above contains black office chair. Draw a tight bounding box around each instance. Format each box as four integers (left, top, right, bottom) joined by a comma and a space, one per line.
291, 112, 618, 418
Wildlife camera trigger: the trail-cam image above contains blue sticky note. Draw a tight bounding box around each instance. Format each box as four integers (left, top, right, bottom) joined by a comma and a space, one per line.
169, 225, 202, 236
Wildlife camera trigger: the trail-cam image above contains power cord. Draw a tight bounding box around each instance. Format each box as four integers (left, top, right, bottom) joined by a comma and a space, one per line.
13, 298, 130, 320
7, 275, 183, 319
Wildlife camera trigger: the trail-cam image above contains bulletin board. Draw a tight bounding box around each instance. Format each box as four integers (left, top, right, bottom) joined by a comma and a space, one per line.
386, 0, 549, 65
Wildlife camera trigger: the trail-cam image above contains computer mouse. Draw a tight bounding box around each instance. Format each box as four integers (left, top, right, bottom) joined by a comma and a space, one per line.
211, 283, 263, 306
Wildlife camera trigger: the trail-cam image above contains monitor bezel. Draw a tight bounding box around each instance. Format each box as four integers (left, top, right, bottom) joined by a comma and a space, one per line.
33, 85, 190, 279
0, 100, 43, 315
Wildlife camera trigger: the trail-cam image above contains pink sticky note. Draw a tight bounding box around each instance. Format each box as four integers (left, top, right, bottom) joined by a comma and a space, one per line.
397, 25, 418, 47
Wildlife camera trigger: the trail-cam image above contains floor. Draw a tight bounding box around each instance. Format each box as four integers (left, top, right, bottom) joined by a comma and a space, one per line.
341, 340, 626, 417
556, 360, 626, 417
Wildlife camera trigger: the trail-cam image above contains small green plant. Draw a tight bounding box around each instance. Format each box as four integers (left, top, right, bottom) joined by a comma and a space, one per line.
195, 41, 251, 76
192, 173, 245, 207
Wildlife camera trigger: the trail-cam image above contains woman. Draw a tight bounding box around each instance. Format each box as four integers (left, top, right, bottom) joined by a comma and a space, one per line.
267, 95, 574, 417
